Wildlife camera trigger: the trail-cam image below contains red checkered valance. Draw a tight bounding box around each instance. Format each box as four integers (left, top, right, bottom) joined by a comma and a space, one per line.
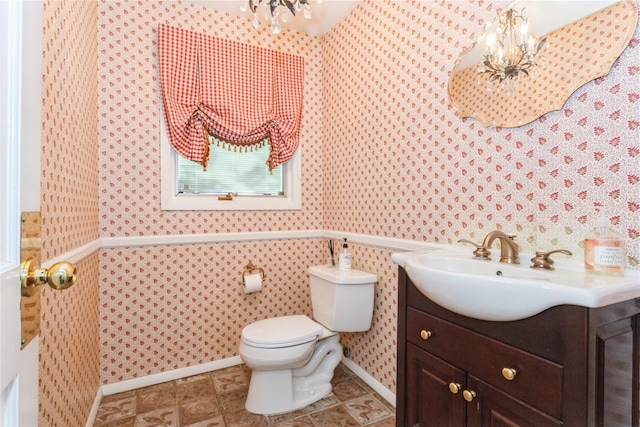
158, 24, 304, 171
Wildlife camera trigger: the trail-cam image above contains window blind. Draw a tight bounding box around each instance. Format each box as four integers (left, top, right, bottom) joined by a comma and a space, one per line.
178, 137, 283, 195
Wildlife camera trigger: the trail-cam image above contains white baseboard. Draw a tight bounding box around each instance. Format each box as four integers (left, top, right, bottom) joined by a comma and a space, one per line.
341, 357, 396, 408
85, 387, 103, 427
100, 356, 243, 396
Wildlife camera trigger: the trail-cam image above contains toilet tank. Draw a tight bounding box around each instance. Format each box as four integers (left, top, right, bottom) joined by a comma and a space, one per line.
308, 265, 377, 332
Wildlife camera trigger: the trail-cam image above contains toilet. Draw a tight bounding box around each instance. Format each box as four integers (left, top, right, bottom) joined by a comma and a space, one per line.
239, 265, 377, 415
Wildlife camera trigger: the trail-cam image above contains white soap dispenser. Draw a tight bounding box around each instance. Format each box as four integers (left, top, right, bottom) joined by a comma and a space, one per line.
584, 213, 624, 276
339, 238, 352, 272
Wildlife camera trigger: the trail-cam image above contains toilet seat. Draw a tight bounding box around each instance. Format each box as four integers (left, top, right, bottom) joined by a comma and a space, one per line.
241, 315, 322, 348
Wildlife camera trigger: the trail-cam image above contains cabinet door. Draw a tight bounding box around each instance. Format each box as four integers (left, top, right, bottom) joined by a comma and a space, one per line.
465, 375, 563, 427
594, 314, 639, 427
406, 343, 466, 427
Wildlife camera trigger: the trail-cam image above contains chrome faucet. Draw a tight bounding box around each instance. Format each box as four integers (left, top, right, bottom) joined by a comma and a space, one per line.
482, 231, 520, 264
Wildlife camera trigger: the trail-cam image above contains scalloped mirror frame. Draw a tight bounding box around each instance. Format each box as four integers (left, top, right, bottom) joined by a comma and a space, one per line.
448, 0, 638, 128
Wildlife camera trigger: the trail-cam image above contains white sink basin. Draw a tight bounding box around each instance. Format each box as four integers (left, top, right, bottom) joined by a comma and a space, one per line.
392, 248, 640, 321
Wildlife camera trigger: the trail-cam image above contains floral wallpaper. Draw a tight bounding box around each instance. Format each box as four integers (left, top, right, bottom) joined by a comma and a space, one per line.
97, 2, 323, 237
96, 0, 324, 385
323, 0, 639, 266
39, 1, 100, 425
323, 0, 639, 388
37, 0, 639, 423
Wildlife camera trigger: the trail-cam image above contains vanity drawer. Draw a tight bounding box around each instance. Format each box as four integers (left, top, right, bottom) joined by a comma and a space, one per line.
407, 307, 563, 419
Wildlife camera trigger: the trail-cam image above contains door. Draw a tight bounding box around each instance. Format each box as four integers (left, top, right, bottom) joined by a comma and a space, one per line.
0, 0, 25, 425
406, 343, 466, 427
465, 376, 562, 427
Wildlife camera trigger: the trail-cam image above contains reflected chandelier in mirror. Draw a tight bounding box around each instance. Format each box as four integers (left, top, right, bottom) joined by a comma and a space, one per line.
448, 0, 638, 128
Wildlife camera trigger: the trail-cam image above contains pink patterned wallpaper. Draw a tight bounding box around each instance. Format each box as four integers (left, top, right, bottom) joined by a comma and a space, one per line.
449, 1, 637, 128
91, 0, 640, 408
100, 240, 323, 379
39, 254, 100, 426
41, 1, 101, 260
323, 0, 640, 265
329, 0, 639, 389
39, 1, 100, 425
96, 1, 325, 385
97, 2, 323, 237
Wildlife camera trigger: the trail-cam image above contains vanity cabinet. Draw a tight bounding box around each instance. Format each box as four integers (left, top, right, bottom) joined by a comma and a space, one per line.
396, 267, 640, 427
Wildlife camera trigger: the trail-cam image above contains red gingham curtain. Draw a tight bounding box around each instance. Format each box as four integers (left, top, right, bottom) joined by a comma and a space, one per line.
158, 24, 304, 171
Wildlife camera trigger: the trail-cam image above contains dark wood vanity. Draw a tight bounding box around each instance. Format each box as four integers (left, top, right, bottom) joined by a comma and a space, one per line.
396, 266, 640, 427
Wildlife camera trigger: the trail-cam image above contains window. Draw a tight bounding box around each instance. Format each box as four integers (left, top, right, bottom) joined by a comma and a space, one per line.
160, 115, 301, 211
178, 136, 283, 196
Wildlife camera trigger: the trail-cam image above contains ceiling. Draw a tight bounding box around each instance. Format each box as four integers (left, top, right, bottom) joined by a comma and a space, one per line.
184, 0, 360, 36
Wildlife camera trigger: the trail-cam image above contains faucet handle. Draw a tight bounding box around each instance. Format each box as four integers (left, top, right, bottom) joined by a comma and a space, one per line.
457, 239, 491, 260
530, 249, 572, 270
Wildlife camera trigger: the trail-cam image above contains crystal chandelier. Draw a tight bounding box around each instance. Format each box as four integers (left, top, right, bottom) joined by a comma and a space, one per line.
241, 0, 315, 35
478, 8, 547, 95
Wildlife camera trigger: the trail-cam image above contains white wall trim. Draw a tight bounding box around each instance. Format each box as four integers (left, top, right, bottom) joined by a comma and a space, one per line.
341, 357, 396, 408
100, 230, 443, 252
41, 239, 102, 269
323, 230, 444, 253
101, 230, 324, 249
101, 356, 243, 396
85, 387, 103, 427
52, 231, 442, 262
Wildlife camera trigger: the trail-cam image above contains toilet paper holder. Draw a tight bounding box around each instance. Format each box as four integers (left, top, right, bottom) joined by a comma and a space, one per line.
242, 262, 266, 282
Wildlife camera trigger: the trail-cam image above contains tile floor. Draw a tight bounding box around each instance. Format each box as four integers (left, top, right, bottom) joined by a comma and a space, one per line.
93, 363, 395, 426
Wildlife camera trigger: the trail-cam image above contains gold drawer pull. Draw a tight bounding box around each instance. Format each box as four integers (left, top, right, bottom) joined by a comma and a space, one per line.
502, 367, 517, 381
420, 330, 432, 340
463, 390, 476, 402
449, 382, 461, 394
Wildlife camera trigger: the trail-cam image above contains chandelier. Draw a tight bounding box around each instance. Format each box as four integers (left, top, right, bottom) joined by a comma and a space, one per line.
241, 0, 314, 35
478, 8, 547, 95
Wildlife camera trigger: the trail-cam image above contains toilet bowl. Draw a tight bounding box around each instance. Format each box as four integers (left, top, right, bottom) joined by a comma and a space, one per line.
240, 315, 322, 370
239, 265, 377, 415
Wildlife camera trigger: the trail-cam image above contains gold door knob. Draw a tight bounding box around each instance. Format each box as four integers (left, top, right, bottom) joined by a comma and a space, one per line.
20, 257, 77, 296
420, 330, 432, 340
463, 390, 476, 402
501, 367, 517, 381
449, 382, 461, 394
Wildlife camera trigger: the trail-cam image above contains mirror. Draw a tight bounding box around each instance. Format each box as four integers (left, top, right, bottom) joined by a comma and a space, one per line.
448, 0, 638, 128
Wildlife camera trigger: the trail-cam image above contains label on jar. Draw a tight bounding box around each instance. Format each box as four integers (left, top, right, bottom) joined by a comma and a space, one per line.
584, 239, 623, 276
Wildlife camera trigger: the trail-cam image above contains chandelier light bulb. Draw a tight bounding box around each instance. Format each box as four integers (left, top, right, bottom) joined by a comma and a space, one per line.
271, 17, 282, 35
478, 7, 546, 95
244, 0, 313, 35
486, 33, 496, 47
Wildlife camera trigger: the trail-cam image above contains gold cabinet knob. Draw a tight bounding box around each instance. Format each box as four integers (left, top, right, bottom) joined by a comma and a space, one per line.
448, 382, 461, 394
463, 390, 476, 402
420, 330, 432, 340
501, 367, 517, 381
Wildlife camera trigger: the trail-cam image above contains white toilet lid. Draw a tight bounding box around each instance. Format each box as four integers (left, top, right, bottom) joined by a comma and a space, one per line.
241, 315, 322, 348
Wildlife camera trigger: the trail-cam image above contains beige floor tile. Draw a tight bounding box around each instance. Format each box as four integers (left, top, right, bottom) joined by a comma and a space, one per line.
93, 364, 394, 427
